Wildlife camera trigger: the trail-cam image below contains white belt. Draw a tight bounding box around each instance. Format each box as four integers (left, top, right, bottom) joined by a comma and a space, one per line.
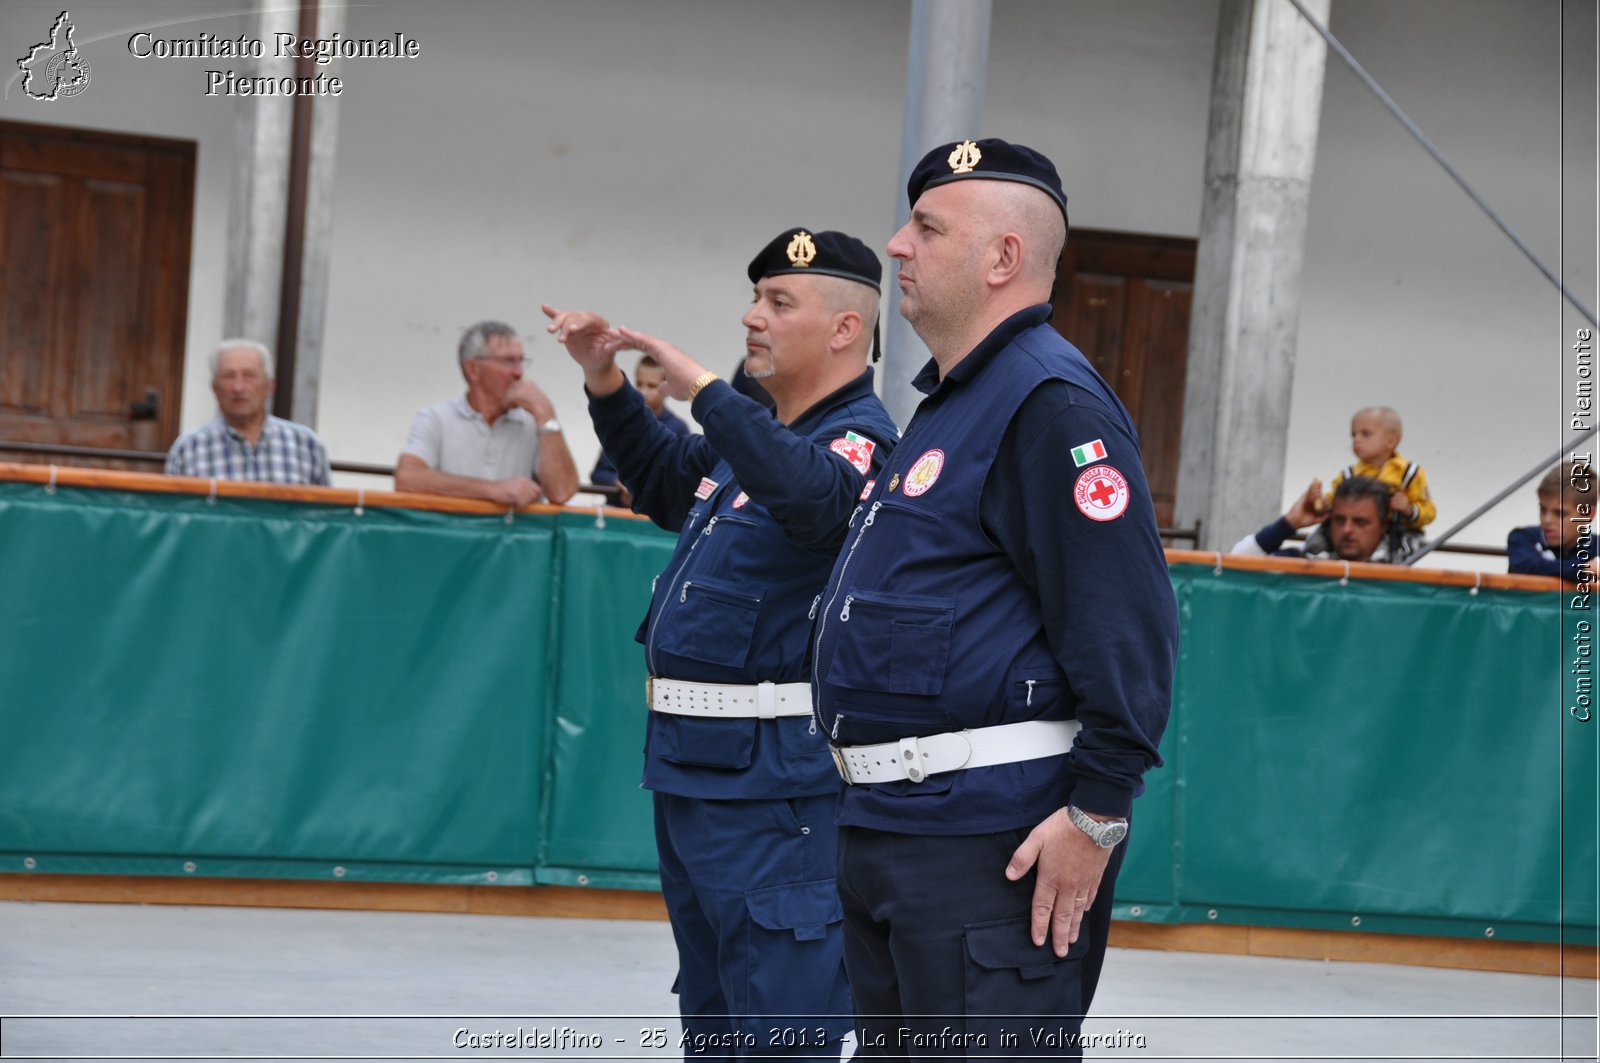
830, 719, 1081, 785
647, 676, 813, 720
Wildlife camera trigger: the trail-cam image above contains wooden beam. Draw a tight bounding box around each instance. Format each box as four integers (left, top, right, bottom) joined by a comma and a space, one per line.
2, 875, 1589, 978
1109, 920, 1599, 979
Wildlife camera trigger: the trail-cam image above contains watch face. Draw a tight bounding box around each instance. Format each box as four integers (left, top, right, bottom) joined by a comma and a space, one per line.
1098, 822, 1128, 847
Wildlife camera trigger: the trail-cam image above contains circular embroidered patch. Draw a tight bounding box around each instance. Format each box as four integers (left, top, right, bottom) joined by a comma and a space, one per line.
902, 449, 945, 497
1073, 465, 1130, 521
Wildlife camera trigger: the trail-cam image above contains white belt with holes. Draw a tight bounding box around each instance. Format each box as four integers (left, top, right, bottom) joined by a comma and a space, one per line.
830, 719, 1082, 785
647, 676, 813, 720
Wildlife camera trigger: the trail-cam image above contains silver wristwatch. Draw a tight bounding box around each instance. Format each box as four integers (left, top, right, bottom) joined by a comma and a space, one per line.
1067, 805, 1128, 848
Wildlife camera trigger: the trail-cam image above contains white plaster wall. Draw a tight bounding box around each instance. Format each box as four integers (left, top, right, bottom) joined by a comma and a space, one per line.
0, 0, 243, 434
316, 0, 911, 489
1291, 0, 1596, 564
314, 0, 1222, 493
7, 0, 1589, 572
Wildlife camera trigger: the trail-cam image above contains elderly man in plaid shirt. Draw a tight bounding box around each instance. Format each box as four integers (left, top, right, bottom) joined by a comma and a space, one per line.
165, 340, 331, 485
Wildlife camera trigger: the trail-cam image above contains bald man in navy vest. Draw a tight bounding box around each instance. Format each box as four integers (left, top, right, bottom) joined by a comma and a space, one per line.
811, 140, 1178, 1058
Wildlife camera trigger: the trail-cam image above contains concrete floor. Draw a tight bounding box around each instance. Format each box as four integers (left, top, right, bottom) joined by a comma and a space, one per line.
0, 900, 1594, 1061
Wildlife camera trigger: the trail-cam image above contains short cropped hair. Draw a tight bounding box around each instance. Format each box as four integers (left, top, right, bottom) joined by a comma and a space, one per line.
458, 321, 520, 368
1354, 405, 1403, 437
1538, 460, 1598, 507
209, 339, 272, 378
1333, 475, 1391, 515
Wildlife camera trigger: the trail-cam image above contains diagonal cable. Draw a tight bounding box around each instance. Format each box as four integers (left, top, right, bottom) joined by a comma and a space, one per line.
1284, 0, 1597, 326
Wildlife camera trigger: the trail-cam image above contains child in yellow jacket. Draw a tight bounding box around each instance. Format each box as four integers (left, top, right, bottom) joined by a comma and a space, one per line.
1321, 406, 1436, 531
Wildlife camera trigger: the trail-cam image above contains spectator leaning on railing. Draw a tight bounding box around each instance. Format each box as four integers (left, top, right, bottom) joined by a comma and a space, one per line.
1232, 475, 1421, 564
164, 339, 330, 485
394, 320, 579, 506
1507, 460, 1598, 582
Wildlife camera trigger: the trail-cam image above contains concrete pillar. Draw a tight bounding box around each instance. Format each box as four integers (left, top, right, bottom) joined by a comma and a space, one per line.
1174, 0, 1330, 550
222, 0, 342, 428
884, 0, 992, 429
223, 2, 294, 357
289, 4, 345, 429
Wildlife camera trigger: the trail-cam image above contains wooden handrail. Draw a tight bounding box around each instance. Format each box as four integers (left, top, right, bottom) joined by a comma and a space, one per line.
1, 462, 1562, 593
1165, 548, 1560, 592
0, 461, 644, 521
0, 444, 1530, 559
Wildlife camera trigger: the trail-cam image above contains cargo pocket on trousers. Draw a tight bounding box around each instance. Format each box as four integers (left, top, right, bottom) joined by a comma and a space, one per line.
742, 879, 851, 1039
962, 917, 1088, 1034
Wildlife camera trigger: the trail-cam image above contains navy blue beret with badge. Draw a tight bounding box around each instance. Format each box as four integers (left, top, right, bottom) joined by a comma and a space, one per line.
747, 228, 882, 292
906, 138, 1069, 224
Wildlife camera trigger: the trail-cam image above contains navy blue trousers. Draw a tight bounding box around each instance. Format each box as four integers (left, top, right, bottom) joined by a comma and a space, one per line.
654, 791, 852, 1060
836, 824, 1128, 1061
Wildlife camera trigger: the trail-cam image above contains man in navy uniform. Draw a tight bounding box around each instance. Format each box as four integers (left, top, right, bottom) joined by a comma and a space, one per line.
811, 140, 1178, 1056
542, 228, 898, 1059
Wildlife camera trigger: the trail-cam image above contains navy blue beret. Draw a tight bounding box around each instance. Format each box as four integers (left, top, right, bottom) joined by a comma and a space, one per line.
747, 227, 882, 292
906, 138, 1068, 221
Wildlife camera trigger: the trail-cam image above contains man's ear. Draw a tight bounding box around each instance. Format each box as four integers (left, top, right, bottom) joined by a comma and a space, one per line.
830, 311, 863, 353
986, 232, 1025, 288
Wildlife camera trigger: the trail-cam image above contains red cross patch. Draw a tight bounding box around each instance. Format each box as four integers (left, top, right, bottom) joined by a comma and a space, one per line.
1073, 465, 1130, 521
830, 434, 875, 475
732, 491, 749, 510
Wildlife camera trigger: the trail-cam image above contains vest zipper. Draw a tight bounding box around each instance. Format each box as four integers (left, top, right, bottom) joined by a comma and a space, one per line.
1026, 679, 1036, 707
646, 512, 714, 674
812, 500, 881, 734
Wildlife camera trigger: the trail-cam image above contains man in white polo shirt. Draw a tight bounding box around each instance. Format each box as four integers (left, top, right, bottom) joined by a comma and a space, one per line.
395, 320, 579, 506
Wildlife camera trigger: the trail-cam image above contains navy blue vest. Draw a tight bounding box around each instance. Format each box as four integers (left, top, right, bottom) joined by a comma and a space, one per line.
812, 323, 1133, 834
638, 375, 898, 800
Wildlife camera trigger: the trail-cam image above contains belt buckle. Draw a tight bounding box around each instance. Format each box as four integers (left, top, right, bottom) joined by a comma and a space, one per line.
645, 675, 655, 710
830, 744, 853, 785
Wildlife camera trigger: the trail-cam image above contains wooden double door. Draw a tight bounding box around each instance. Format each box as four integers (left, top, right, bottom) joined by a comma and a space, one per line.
0, 120, 195, 464
1050, 230, 1195, 531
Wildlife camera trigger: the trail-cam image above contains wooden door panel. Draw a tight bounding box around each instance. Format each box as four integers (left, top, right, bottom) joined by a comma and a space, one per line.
1126, 280, 1192, 527
0, 121, 193, 464
1062, 273, 1126, 385
0, 171, 65, 416
72, 180, 147, 420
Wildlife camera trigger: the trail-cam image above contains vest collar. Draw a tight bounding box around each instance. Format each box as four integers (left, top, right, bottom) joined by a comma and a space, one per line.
912, 304, 1053, 396
787, 367, 880, 435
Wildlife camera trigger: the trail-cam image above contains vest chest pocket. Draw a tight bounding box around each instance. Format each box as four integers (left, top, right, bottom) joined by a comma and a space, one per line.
825, 590, 954, 696
655, 577, 763, 670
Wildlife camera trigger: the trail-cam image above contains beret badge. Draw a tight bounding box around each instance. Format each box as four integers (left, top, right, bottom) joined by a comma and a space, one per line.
948, 139, 982, 174
786, 231, 817, 268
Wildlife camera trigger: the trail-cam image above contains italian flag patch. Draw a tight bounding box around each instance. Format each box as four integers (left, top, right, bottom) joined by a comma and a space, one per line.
1070, 439, 1107, 467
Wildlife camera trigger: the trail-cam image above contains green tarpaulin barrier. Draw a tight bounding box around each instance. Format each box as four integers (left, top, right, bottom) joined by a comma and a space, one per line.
0, 482, 1591, 943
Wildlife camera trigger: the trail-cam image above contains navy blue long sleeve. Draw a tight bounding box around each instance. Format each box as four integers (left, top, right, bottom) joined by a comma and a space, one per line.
1507, 525, 1589, 581
691, 374, 893, 554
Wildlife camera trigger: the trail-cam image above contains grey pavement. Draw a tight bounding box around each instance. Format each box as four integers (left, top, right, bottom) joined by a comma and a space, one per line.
0, 900, 1594, 1061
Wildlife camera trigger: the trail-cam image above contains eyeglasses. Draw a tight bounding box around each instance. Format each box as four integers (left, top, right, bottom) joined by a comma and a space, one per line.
476, 356, 529, 368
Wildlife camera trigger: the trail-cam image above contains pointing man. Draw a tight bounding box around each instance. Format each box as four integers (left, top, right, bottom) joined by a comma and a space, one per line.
544, 227, 898, 1059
